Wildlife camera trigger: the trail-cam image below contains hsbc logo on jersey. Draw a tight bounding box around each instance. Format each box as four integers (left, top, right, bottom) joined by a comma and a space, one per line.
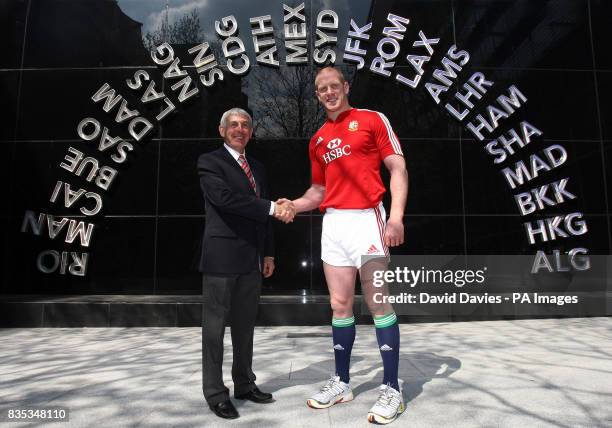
323, 138, 352, 164
326, 138, 342, 149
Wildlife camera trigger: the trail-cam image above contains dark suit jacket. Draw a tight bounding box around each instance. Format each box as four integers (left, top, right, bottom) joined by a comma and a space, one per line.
197, 146, 274, 274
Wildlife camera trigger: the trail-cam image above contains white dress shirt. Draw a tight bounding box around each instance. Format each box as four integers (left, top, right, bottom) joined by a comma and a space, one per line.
223, 143, 275, 215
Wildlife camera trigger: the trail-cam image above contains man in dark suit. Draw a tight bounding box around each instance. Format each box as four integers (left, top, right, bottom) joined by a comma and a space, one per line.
198, 108, 294, 419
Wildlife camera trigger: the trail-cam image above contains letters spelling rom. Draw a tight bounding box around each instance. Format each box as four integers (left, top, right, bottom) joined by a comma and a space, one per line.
23, 5, 590, 277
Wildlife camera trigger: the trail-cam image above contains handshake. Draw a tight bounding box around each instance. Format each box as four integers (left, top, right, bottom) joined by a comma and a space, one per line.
273, 198, 296, 223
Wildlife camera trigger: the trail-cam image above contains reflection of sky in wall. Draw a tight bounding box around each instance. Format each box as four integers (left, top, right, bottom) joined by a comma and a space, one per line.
115, 0, 373, 138
116, 0, 372, 45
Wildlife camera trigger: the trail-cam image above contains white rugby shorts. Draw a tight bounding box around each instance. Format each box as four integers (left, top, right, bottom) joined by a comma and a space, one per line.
321, 202, 389, 268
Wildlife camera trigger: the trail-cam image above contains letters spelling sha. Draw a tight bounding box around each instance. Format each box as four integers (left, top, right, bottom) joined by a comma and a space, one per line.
21, 3, 589, 277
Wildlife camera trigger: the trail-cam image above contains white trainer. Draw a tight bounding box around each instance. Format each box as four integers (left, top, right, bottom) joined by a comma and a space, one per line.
306, 375, 354, 409
367, 380, 405, 424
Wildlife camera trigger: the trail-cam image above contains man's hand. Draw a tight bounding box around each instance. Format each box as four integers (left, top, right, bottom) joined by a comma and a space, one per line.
384, 218, 404, 247
263, 256, 275, 277
274, 198, 296, 223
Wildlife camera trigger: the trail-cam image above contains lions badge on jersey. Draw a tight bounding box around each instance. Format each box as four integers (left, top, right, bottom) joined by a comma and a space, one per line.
348, 120, 359, 132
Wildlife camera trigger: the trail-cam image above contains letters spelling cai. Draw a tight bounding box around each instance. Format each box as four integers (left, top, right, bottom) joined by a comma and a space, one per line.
22, 5, 590, 276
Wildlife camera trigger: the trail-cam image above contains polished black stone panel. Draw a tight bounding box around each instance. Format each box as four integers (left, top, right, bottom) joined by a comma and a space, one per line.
10, 139, 158, 217
247, 139, 312, 200
98, 139, 159, 216
604, 141, 612, 209
463, 139, 608, 215
265, 216, 312, 291
399, 215, 466, 255
452, 69, 599, 141
0, 217, 8, 292
5, 214, 93, 294
0, 142, 14, 257
387, 139, 463, 215
24, 0, 150, 68
310, 215, 325, 292
156, 217, 204, 294
0, 0, 27, 69
87, 217, 156, 293
465, 214, 534, 254
597, 72, 612, 140
11, 140, 64, 218
0, 303, 43, 327
7, 216, 155, 294
609, 216, 612, 253
157, 140, 218, 216
350, 69, 462, 139
454, 0, 592, 70
0, 71, 19, 141
590, 0, 612, 70
465, 214, 609, 255
43, 302, 109, 327
461, 136, 515, 214
17, 68, 163, 141
109, 303, 176, 327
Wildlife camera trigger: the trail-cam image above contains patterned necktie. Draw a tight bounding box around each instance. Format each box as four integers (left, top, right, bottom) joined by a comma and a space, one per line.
238, 154, 257, 195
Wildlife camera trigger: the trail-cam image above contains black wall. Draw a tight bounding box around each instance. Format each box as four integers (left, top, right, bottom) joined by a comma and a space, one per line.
1, 0, 611, 295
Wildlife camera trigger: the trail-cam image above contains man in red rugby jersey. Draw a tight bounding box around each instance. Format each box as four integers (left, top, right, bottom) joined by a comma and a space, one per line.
283, 66, 408, 424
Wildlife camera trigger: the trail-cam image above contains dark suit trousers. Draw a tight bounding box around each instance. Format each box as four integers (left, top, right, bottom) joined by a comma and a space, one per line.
202, 271, 262, 405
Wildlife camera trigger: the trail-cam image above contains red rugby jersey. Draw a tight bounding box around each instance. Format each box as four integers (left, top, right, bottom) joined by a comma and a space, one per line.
309, 108, 403, 211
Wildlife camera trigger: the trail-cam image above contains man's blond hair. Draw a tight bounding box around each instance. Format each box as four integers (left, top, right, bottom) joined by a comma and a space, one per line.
315, 67, 346, 89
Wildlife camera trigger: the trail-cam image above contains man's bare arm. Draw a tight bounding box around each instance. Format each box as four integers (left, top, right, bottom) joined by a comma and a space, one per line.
383, 154, 408, 247
279, 184, 325, 214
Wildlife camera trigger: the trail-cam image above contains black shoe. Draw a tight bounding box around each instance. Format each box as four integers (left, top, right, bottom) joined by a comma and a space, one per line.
209, 400, 239, 419
235, 387, 273, 403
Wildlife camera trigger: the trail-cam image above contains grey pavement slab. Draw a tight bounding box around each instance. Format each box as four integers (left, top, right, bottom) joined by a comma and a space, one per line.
0, 318, 611, 427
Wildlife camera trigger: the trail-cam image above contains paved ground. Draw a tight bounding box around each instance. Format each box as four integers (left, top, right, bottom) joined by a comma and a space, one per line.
1, 318, 611, 427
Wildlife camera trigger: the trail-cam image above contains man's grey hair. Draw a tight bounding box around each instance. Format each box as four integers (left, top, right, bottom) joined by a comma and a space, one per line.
219, 108, 252, 128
